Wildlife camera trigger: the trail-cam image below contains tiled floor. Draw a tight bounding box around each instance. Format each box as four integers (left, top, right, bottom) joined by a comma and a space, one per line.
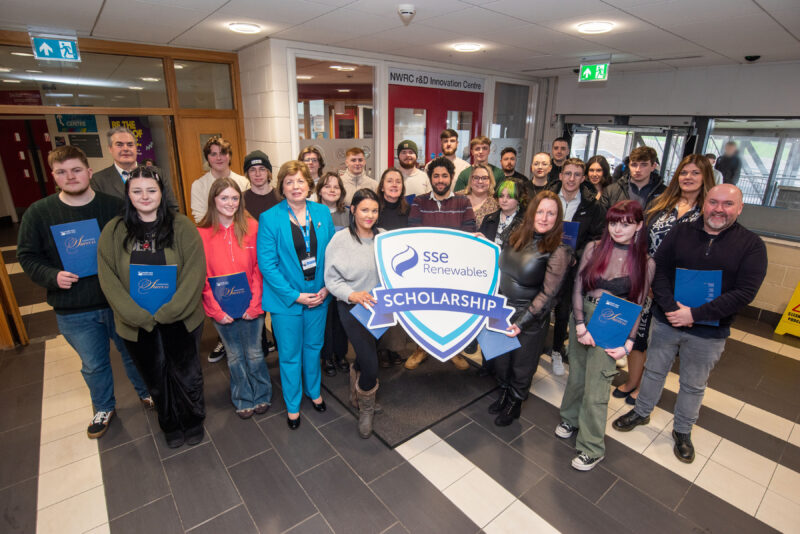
2, 234, 800, 534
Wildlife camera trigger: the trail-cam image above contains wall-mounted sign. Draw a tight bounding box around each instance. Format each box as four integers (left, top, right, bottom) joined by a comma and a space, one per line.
56, 114, 97, 133
30, 35, 80, 62
109, 116, 156, 164
68, 134, 102, 158
578, 63, 609, 82
389, 68, 484, 93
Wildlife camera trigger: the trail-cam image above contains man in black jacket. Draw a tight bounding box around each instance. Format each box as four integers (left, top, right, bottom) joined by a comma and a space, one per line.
715, 141, 742, 185
547, 137, 570, 184
600, 146, 665, 212
548, 158, 606, 375
612, 185, 767, 464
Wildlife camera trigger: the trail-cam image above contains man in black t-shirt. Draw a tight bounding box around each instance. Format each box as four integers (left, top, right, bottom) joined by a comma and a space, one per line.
242, 150, 279, 220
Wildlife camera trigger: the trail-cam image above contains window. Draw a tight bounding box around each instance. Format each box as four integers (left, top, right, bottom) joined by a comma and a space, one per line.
490, 82, 531, 171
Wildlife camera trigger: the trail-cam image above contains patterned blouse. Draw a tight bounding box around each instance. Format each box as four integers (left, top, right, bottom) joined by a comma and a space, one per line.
458, 193, 499, 228
648, 205, 702, 256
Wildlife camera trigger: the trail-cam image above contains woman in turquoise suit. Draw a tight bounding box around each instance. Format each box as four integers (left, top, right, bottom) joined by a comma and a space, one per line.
257, 160, 335, 430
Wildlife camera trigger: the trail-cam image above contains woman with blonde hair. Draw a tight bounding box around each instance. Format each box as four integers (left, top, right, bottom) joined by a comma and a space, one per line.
458, 163, 498, 227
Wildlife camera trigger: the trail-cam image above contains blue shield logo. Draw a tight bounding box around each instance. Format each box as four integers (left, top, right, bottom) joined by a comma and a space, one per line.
370, 228, 513, 362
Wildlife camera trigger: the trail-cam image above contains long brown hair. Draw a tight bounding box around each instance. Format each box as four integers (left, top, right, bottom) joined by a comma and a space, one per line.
198, 177, 251, 247
315, 172, 347, 212
646, 154, 715, 224
508, 190, 563, 253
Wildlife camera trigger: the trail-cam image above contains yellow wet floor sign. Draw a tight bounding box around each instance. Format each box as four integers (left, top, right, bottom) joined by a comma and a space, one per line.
775, 282, 800, 337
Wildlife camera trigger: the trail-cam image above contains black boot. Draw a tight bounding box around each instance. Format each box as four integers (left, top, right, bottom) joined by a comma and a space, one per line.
387, 351, 405, 366
335, 357, 349, 372
672, 430, 695, 463
494, 396, 522, 426
378, 350, 391, 368
322, 359, 337, 377
488, 388, 511, 414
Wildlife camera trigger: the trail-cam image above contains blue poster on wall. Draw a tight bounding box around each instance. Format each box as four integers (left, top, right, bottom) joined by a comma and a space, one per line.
55, 114, 98, 133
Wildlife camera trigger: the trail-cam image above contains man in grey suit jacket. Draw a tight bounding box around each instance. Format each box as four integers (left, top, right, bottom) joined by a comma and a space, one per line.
91, 126, 178, 210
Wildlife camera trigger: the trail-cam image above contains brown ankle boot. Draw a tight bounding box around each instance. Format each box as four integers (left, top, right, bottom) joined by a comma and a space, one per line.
355, 381, 379, 438
404, 347, 428, 369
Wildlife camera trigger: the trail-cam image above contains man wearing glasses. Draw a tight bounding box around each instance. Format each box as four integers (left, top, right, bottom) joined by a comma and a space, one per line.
298, 146, 325, 186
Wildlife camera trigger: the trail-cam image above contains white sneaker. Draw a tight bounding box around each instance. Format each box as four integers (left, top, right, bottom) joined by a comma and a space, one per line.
554, 421, 577, 439
616, 356, 628, 368
551, 351, 565, 376
571, 452, 604, 471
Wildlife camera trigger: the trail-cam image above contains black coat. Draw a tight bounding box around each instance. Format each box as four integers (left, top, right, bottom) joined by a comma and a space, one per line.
600, 171, 665, 213
548, 181, 606, 257
479, 209, 523, 247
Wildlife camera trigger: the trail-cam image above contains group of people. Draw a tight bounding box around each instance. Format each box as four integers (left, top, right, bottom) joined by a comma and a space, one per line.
18, 127, 767, 473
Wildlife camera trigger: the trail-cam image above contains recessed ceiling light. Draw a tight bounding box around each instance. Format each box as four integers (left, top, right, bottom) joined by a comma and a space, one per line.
3, 79, 21, 83
174, 64, 185, 69
128, 86, 144, 90
11, 52, 33, 57
0, 67, 11, 72
296, 75, 313, 80
329, 65, 356, 71
337, 89, 351, 93
577, 21, 615, 34
228, 22, 261, 34
452, 43, 483, 52
140, 77, 160, 82
25, 69, 42, 73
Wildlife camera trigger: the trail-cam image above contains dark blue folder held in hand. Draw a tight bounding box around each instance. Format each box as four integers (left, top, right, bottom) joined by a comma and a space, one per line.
209, 271, 252, 319
49, 218, 101, 277
586, 292, 642, 350
562, 221, 579, 249
130, 265, 177, 315
674, 268, 722, 326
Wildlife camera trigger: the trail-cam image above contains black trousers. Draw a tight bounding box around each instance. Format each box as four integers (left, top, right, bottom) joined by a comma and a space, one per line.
125, 322, 205, 434
492, 317, 548, 400
337, 301, 378, 391
552, 267, 576, 354
322, 298, 349, 362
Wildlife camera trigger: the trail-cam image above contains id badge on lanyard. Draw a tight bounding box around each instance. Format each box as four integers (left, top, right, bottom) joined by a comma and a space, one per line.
289, 205, 316, 277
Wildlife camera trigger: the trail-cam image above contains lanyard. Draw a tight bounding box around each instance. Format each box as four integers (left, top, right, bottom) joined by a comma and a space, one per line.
288, 203, 311, 256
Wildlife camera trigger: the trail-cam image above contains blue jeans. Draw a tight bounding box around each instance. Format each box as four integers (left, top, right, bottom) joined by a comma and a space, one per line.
634, 318, 726, 433
56, 308, 150, 412
214, 317, 272, 411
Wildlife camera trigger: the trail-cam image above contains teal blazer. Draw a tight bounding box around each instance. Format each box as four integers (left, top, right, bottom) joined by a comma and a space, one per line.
257, 199, 335, 315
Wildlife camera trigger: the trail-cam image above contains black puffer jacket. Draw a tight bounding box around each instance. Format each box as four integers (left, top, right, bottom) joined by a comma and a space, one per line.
601, 171, 665, 212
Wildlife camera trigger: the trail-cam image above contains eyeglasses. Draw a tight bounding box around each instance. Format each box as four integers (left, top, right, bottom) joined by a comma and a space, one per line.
472, 175, 490, 182
303, 158, 319, 164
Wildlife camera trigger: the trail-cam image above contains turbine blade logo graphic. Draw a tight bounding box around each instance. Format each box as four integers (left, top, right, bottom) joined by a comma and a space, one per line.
391, 245, 418, 277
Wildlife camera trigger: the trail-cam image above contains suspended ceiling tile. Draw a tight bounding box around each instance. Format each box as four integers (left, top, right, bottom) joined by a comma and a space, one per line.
480, 0, 613, 24
627, 0, 764, 28
92, 0, 219, 43
170, 18, 290, 51
218, 0, 337, 26
0, 0, 104, 34
414, 6, 531, 35
668, 13, 798, 58
344, 0, 472, 22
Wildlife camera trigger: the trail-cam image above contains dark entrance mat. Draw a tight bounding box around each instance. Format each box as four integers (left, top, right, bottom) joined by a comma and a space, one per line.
321, 360, 497, 448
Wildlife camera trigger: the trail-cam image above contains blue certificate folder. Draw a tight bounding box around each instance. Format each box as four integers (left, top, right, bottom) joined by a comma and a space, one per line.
49, 218, 101, 277
477, 326, 521, 360
350, 301, 388, 339
562, 221, 579, 249
586, 292, 642, 350
130, 265, 177, 315
674, 268, 722, 326
209, 272, 252, 318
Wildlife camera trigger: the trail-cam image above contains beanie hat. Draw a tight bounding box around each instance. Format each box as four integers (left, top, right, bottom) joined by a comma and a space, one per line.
397, 139, 418, 157
244, 150, 272, 173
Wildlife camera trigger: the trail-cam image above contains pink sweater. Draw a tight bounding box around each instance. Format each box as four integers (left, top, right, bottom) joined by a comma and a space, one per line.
198, 218, 263, 322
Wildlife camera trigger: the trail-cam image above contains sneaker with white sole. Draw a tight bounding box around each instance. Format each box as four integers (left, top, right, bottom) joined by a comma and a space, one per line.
87, 410, 115, 439
551, 350, 565, 376
554, 421, 578, 439
571, 452, 604, 471
208, 340, 226, 363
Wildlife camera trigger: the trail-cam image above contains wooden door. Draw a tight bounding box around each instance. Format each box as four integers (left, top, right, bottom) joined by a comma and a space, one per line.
0, 118, 55, 211
175, 117, 243, 214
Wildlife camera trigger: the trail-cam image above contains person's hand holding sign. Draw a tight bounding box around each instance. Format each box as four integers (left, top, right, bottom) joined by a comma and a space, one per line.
349, 291, 377, 310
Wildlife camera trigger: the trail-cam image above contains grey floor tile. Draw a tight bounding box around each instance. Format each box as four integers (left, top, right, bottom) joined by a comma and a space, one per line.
298, 457, 395, 534
144, 409, 211, 461
284, 513, 333, 534
25, 310, 59, 340
519, 395, 563, 433
0, 422, 39, 489
370, 462, 478, 534
520, 475, 634, 534
318, 417, 404, 483
98, 403, 152, 452
0, 383, 42, 433
597, 480, 699, 534
445, 422, 546, 497
258, 413, 336, 475
511, 426, 618, 503
101, 436, 170, 519
0, 477, 36, 534
779, 441, 800, 473
0, 347, 43, 391
461, 393, 533, 444
187, 505, 258, 534
254, 384, 287, 422
601, 438, 690, 509
204, 408, 272, 467
109, 495, 183, 534
380, 523, 410, 534
431, 411, 471, 439
162, 442, 241, 529
228, 449, 316, 534
300, 394, 349, 429
676, 486, 780, 534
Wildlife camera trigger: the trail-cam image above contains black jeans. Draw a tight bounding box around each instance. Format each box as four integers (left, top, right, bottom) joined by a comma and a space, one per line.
322, 299, 348, 363
125, 322, 205, 434
337, 301, 378, 391
492, 316, 548, 400
552, 267, 576, 355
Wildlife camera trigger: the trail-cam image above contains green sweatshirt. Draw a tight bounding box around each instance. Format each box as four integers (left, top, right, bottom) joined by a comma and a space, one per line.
17, 192, 122, 314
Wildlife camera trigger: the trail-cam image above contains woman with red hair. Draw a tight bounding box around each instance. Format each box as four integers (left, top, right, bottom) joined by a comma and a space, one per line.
555, 200, 655, 471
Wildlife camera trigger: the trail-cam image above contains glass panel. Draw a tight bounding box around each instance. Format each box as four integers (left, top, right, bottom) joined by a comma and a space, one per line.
570, 129, 595, 161
490, 82, 530, 170
447, 111, 473, 160
175, 60, 232, 109
394, 108, 426, 158
774, 137, 800, 208
708, 133, 780, 205
595, 129, 627, 172
0, 45, 167, 107
634, 134, 666, 166
662, 133, 686, 181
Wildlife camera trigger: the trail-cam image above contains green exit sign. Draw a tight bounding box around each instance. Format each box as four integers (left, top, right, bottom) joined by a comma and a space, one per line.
579, 63, 609, 82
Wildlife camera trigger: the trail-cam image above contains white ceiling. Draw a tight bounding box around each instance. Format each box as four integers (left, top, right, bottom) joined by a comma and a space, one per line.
1, 0, 799, 77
